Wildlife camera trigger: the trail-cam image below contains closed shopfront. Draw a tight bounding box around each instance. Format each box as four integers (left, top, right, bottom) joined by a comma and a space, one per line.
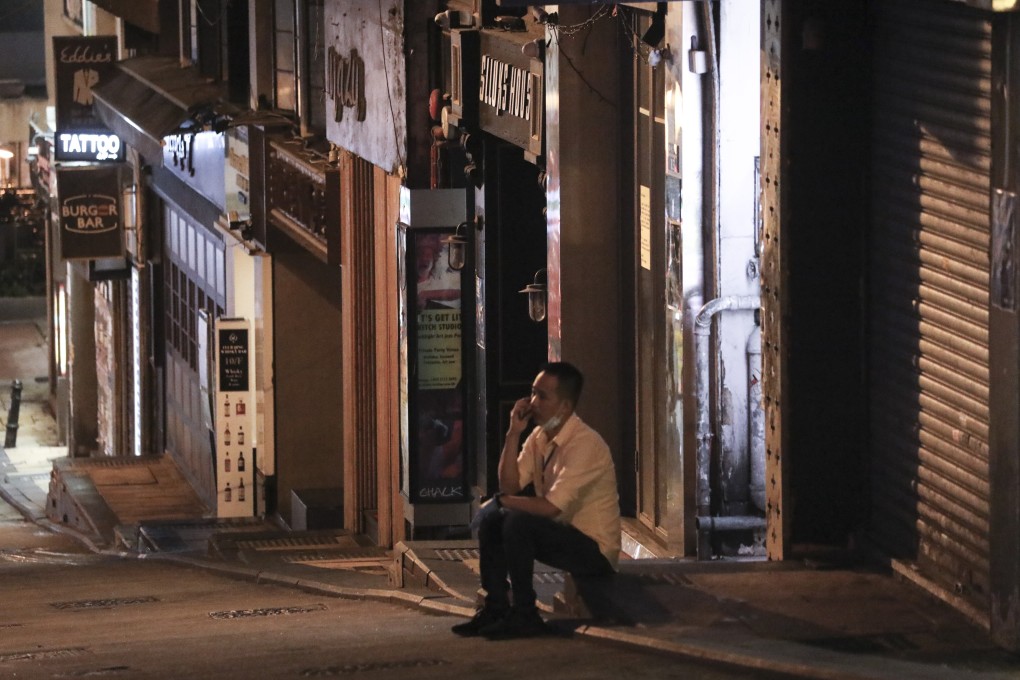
161, 200, 226, 505
869, 0, 992, 609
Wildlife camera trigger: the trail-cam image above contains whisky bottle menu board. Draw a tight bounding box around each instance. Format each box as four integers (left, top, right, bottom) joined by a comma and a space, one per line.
215, 318, 256, 517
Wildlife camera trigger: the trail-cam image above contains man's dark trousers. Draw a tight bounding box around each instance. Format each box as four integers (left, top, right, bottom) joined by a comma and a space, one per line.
478, 508, 613, 611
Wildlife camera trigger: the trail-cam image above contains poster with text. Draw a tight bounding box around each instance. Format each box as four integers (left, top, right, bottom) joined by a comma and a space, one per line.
215, 318, 256, 517
408, 230, 468, 503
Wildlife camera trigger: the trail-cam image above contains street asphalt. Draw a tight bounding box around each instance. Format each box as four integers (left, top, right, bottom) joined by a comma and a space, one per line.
1, 314, 1018, 679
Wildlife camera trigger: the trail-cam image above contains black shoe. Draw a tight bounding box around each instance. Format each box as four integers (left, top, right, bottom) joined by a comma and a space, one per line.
451, 607, 507, 637
479, 606, 551, 640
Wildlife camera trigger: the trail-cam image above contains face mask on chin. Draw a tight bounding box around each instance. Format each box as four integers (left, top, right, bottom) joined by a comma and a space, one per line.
541, 409, 565, 432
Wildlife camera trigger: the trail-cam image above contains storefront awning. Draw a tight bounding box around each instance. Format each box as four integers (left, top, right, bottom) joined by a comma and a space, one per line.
87, 0, 160, 33
92, 57, 229, 163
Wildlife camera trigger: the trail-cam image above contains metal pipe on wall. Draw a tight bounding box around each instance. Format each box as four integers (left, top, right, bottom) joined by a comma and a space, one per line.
747, 324, 765, 512
700, 0, 720, 307
696, 514, 766, 532
694, 295, 760, 529
694, 0, 721, 561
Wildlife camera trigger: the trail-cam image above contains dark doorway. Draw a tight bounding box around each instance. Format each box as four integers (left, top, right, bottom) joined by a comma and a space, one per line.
481, 140, 548, 493
271, 242, 343, 526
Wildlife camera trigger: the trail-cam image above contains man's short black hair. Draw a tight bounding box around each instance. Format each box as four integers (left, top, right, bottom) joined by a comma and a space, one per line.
539, 361, 584, 406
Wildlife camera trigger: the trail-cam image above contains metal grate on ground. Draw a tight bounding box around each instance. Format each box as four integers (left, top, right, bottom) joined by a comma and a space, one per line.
49, 596, 160, 610
300, 658, 450, 676
236, 535, 360, 552
0, 648, 89, 663
433, 548, 480, 562
630, 570, 695, 587
65, 457, 164, 468
280, 547, 390, 564
208, 604, 328, 620
534, 572, 565, 585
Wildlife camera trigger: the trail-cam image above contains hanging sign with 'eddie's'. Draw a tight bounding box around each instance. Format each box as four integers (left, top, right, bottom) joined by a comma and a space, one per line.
56, 165, 123, 260
52, 36, 123, 161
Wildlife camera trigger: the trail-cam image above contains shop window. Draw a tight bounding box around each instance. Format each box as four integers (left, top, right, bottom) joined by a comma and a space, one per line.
189, 0, 249, 105
274, 0, 326, 134
163, 206, 226, 373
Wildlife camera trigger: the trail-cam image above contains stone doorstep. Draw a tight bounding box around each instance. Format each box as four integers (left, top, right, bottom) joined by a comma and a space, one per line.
46, 456, 212, 549
393, 541, 567, 613
0, 298, 45, 321
51, 471, 118, 545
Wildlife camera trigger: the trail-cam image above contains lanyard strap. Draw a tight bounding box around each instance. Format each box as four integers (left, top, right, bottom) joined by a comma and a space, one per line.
537, 443, 558, 495
542, 443, 558, 471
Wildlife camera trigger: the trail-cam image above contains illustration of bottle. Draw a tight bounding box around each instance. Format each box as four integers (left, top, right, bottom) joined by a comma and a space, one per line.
224, 452, 231, 473
224, 395, 230, 418
224, 482, 232, 502
238, 425, 245, 445
236, 399, 246, 416
238, 479, 245, 502
237, 450, 245, 472
224, 426, 231, 446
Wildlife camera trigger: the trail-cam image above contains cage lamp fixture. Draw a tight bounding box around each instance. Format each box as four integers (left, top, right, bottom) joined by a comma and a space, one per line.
519, 268, 547, 323
442, 221, 470, 271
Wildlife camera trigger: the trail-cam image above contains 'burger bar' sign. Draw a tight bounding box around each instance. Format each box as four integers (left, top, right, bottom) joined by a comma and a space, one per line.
57, 166, 123, 260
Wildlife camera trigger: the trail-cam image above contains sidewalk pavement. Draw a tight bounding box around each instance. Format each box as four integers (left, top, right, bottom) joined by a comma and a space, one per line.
2, 319, 1018, 679
0, 317, 63, 523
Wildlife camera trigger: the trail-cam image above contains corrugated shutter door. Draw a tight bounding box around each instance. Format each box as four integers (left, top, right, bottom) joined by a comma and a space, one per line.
869, 0, 992, 608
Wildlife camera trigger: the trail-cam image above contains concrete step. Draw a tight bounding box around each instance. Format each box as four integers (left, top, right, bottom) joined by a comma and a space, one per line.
48, 455, 210, 547
394, 540, 567, 611
135, 517, 271, 553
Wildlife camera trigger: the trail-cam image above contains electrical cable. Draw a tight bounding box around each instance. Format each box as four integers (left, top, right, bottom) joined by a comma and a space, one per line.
377, 0, 406, 177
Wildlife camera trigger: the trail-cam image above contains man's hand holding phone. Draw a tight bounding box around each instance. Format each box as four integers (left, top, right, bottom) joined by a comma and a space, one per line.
508, 397, 532, 436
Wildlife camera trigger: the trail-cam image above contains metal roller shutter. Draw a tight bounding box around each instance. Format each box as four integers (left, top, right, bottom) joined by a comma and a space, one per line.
869, 0, 992, 608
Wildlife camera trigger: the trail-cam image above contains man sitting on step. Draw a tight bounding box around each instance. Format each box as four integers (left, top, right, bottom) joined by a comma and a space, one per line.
452, 361, 621, 640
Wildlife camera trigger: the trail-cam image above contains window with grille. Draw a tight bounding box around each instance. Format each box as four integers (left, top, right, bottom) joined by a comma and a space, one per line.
188, 0, 249, 105
163, 206, 225, 371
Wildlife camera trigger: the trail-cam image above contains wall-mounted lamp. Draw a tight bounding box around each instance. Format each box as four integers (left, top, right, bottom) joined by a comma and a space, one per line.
434, 9, 477, 29
648, 45, 672, 69
522, 39, 545, 60
122, 184, 138, 230
688, 37, 708, 74
442, 221, 470, 271
227, 210, 254, 241
54, 283, 67, 377
519, 268, 547, 323
0, 148, 13, 188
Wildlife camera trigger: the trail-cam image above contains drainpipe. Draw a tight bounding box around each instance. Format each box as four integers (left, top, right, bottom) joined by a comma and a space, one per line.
694, 296, 763, 552
701, 0, 721, 306
747, 323, 765, 512
742, 324, 767, 509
